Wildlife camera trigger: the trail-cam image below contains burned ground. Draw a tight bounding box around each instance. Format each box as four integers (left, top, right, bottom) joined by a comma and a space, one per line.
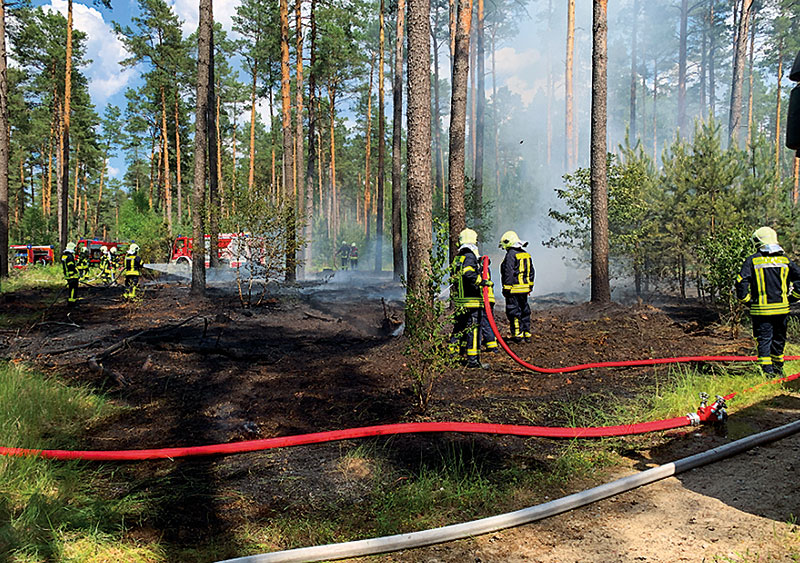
1, 277, 798, 560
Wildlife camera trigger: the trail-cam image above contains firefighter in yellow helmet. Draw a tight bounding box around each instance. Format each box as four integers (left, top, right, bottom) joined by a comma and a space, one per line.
735, 227, 800, 375
499, 230, 534, 342
123, 243, 143, 299
76, 245, 90, 281
450, 228, 491, 368
61, 242, 79, 305
99, 246, 114, 285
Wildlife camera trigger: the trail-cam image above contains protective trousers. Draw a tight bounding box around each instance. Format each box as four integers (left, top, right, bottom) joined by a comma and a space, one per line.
480, 303, 498, 351
505, 293, 531, 338
453, 307, 481, 360
66, 278, 78, 304
751, 314, 788, 374
124, 275, 140, 299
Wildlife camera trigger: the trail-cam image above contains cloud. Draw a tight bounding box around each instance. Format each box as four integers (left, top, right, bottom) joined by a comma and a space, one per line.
44, 1, 136, 103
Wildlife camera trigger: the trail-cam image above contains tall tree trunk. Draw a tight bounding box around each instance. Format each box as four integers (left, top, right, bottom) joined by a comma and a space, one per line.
447, 0, 472, 260
746, 13, 755, 148
216, 82, 224, 218
72, 145, 79, 214
329, 84, 337, 255
208, 26, 220, 268
304, 0, 317, 275
247, 61, 258, 194
474, 0, 485, 228
708, 0, 716, 118
565, 0, 575, 170
0, 0, 7, 280
728, 0, 752, 145
793, 156, 799, 205
376, 0, 386, 273
295, 0, 306, 277
94, 151, 107, 233
629, 0, 638, 141
192, 0, 212, 295
175, 90, 183, 225
391, 0, 405, 282
431, 6, 444, 207
591, 0, 610, 304
364, 52, 374, 245
775, 37, 783, 178
469, 22, 476, 170
281, 0, 296, 280
492, 26, 501, 190
406, 0, 433, 298
58, 0, 73, 252
161, 86, 173, 236
700, 5, 707, 115
678, 0, 688, 134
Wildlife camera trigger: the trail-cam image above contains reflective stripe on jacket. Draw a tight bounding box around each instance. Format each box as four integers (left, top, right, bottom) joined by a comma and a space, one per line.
61, 252, 78, 279
735, 251, 800, 316
501, 247, 534, 294
124, 255, 142, 276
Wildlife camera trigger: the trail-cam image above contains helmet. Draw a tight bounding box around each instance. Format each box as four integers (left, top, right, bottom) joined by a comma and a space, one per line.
351, 243, 356, 247
65, 242, 76, 253
100, 245, 108, 253
128, 243, 140, 255
458, 228, 478, 246
109, 246, 117, 254
499, 230, 521, 250
80, 246, 89, 254
752, 226, 778, 247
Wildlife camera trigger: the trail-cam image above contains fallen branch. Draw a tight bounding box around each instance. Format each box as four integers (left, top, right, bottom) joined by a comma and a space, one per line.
33, 321, 82, 329
95, 314, 200, 360
303, 311, 339, 323
87, 357, 129, 387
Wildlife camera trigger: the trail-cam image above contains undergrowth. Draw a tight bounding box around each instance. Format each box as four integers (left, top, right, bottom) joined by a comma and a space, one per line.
0, 264, 64, 294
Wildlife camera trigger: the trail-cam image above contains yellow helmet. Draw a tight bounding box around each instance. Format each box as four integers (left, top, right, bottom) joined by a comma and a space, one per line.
752, 226, 778, 247
65, 242, 76, 252
128, 243, 140, 255
499, 230, 521, 250
458, 228, 478, 246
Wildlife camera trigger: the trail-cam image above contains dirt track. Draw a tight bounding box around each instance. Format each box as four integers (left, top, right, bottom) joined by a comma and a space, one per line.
2, 275, 799, 561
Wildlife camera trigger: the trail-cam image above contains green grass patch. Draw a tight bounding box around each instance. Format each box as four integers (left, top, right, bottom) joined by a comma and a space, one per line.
0, 361, 155, 562
1, 264, 64, 294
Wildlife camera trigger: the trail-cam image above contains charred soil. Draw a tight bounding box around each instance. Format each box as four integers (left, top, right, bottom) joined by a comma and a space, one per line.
1, 279, 799, 561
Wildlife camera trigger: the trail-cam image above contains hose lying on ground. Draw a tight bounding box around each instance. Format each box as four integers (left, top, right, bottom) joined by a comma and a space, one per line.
216, 417, 800, 563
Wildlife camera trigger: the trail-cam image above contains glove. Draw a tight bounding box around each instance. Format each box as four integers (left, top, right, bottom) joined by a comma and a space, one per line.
481, 279, 494, 288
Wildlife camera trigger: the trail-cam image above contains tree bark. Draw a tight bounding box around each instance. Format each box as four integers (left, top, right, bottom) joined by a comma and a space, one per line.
746, 12, 755, 148
247, 61, 258, 194
192, 0, 212, 295
0, 0, 7, 280
208, 26, 220, 268
391, 0, 405, 282
565, 0, 575, 170
708, 0, 716, 118
775, 37, 783, 178
431, 4, 444, 208
59, 0, 74, 252
175, 90, 183, 224
295, 0, 306, 277
590, 0, 610, 304
406, 0, 433, 297
304, 0, 317, 275
161, 86, 173, 236
280, 0, 296, 280
728, 0, 752, 146
376, 0, 386, 273
365, 52, 374, 245
447, 0, 472, 260
474, 0, 485, 228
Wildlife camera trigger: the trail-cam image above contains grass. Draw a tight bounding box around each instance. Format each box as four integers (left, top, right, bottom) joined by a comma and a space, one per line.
0, 265, 64, 294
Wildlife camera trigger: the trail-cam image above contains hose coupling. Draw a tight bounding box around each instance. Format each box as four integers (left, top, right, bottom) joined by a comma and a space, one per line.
698, 392, 709, 409
686, 412, 701, 426
710, 395, 728, 422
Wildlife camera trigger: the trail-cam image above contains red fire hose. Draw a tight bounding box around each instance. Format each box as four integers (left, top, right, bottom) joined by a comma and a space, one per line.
1, 259, 797, 461
479, 256, 800, 373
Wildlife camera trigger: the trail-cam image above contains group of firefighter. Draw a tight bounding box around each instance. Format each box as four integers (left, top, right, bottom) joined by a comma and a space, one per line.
60, 242, 143, 305
450, 225, 800, 375
336, 241, 359, 270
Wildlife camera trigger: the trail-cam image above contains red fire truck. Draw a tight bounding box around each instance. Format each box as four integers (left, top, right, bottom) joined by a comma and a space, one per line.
169, 233, 252, 268
76, 238, 129, 265
10, 245, 55, 268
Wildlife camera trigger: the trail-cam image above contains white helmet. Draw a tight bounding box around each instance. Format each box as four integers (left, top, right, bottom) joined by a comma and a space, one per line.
127, 243, 140, 255
100, 245, 108, 253
65, 242, 76, 253
109, 246, 117, 254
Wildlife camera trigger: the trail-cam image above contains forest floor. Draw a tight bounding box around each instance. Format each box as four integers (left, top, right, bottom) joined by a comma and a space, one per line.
1, 270, 799, 562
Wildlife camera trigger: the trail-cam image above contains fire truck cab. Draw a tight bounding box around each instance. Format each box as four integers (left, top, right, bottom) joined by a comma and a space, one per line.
10, 245, 55, 268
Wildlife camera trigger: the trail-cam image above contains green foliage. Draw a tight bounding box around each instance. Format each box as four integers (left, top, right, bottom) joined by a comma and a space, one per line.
696, 225, 752, 328
403, 218, 457, 411
117, 189, 171, 262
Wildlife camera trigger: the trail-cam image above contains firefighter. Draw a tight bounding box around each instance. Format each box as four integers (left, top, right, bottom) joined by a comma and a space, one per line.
451, 228, 491, 369
349, 243, 359, 271
61, 242, 79, 305
736, 227, 800, 376
99, 246, 114, 284
499, 230, 535, 342
123, 243, 144, 300
76, 246, 90, 281
479, 255, 499, 353
337, 240, 350, 270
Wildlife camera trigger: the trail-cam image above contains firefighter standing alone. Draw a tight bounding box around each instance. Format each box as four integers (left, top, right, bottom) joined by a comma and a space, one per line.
499, 230, 535, 342
61, 242, 79, 305
123, 243, 143, 300
735, 226, 800, 375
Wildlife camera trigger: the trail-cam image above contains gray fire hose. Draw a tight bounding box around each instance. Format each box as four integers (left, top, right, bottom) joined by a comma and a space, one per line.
217, 418, 800, 563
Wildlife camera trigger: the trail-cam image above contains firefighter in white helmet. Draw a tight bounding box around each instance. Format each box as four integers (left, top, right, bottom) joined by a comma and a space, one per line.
99, 246, 114, 285
735, 226, 800, 376
499, 230, 534, 342
123, 243, 143, 299
61, 242, 79, 305
450, 228, 491, 369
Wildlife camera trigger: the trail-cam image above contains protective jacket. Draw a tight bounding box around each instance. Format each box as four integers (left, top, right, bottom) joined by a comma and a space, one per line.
735, 248, 800, 316
501, 246, 534, 294
451, 246, 482, 308
61, 252, 78, 279
124, 255, 143, 276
